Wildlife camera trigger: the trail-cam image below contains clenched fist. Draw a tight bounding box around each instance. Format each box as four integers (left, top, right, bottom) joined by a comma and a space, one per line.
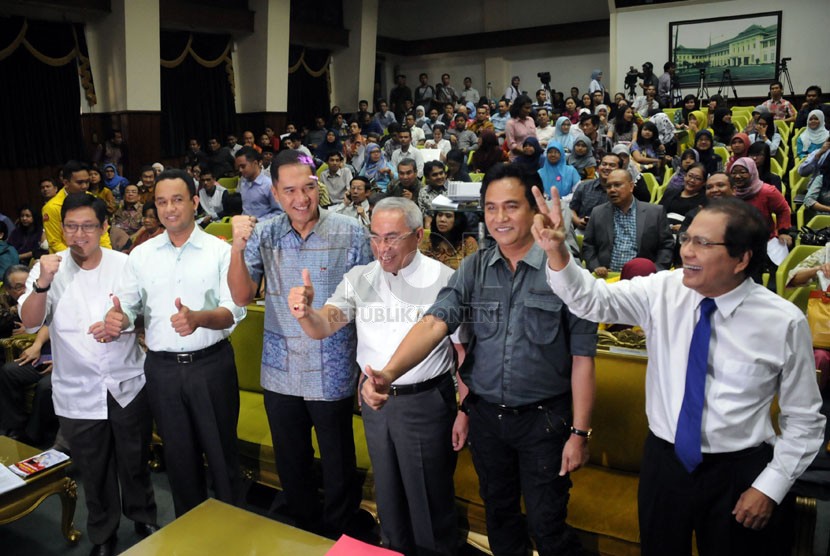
231, 215, 257, 253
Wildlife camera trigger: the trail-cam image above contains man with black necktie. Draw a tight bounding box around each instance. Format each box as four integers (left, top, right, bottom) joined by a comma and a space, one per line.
536, 192, 825, 556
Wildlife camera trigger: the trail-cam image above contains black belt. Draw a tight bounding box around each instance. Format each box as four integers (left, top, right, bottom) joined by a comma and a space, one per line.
389, 372, 451, 397
148, 339, 228, 364
470, 392, 570, 415
651, 433, 766, 463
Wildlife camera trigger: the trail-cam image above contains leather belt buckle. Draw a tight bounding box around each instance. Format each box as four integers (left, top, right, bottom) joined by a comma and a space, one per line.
176, 353, 194, 364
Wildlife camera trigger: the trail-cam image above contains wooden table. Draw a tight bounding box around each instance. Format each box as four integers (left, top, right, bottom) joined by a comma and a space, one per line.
0, 436, 80, 543
121, 498, 335, 555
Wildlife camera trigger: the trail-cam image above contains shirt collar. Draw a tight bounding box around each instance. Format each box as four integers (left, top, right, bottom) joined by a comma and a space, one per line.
156, 223, 206, 250
614, 198, 637, 215
487, 243, 545, 270
697, 277, 754, 319
272, 207, 329, 239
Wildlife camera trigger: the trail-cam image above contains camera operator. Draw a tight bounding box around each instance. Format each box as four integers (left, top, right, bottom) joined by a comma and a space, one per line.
639, 62, 660, 94
658, 62, 677, 107
624, 67, 639, 100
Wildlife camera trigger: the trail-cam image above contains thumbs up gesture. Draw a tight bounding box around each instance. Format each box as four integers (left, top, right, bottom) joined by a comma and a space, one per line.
103, 294, 127, 339
288, 269, 315, 319
171, 297, 197, 336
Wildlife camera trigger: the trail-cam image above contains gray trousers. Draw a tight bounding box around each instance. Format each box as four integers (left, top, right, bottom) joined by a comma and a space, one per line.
361, 373, 459, 555
59, 388, 156, 544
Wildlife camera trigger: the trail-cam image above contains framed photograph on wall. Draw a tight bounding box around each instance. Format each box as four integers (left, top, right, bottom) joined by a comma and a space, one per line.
669, 12, 782, 87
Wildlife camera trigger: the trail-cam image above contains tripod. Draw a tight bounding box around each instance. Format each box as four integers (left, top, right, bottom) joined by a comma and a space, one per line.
717, 69, 739, 102
776, 59, 795, 96
695, 68, 709, 100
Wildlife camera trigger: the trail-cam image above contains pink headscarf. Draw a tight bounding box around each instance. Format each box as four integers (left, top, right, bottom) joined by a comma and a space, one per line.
730, 157, 763, 199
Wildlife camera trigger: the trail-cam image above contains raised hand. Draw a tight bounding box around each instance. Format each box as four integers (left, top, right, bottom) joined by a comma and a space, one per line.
530, 186, 568, 261
171, 297, 197, 336
288, 269, 315, 319
38, 254, 62, 286
103, 295, 126, 339
231, 215, 257, 253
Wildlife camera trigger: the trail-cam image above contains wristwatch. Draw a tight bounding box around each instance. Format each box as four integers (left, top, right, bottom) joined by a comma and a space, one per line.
570, 426, 592, 439
33, 280, 50, 293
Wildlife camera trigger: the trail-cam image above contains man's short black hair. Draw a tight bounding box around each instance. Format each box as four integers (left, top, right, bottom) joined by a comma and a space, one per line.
397, 127, 411, 137
700, 197, 768, 279
601, 153, 624, 168
581, 114, 600, 127
397, 158, 417, 172
663, 61, 676, 72
326, 150, 343, 161
273, 149, 316, 183
200, 167, 214, 178
441, 73, 450, 80
235, 146, 260, 162
62, 192, 107, 225
419, 73, 427, 79
350, 176, 371, 189
805, 85, 823, 96
480, 163, 540, 211
139, 165, 155, 176
424, 161, 446, 178
142, 201, 157, 217
61, 160, 89, 180
770, 81, 783, 89
156, 168, 197, 197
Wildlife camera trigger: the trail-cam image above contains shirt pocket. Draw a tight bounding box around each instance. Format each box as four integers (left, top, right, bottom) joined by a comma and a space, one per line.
524, 293, 563, 345
468, 298, 500, 342
712, 361, 775, 403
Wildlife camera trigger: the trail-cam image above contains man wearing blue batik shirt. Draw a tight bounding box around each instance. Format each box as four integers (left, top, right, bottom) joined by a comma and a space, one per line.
228, 149, 372, 538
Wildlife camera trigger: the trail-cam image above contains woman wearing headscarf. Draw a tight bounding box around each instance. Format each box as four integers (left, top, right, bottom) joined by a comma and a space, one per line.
650, 112, 678, 156
314, 129, 344, 164
589, 69, 605, 96
797, 110, 830, 159
359, 143, 395, 191
802, 153, 830, 217
747, 113, 781, 156
552, 116, 576, 153
730, 157, 791, 243
538, 141, 581, 198
710, 108, 736, 146
102, 163, 130, 199
471, 129, 506, 174
727, 133, 751, 171
567, 134, 597, 180
414, 105, 428, 128
693, 130, 722, 176
513, 137, 543, 173
594, 104, 610, 136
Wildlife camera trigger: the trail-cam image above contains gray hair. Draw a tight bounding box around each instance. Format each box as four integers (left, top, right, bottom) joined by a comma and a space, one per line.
372, 197, 423, 230
3, 264, 29, 284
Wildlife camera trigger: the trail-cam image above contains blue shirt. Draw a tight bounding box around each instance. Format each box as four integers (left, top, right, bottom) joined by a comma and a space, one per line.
490, 112, 510, 133
244, 209, 372, 400
610, 200, 638, 272
240, 170, 282, 220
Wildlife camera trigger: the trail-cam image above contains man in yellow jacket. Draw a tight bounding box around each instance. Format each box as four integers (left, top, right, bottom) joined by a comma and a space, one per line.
43, 160, 112, 253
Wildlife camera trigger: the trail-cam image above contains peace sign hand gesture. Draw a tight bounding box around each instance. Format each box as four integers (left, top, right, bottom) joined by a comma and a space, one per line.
530, 186, 571, 271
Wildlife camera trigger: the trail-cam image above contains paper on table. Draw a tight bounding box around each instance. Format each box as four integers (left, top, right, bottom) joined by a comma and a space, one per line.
326, 535, 403, 555
767, 237, 789, 266
431, 195, 459, 210
0, 463, 25, 495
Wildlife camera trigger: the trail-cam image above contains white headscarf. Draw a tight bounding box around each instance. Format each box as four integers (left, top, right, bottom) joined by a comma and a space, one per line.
800, 109, 829, 151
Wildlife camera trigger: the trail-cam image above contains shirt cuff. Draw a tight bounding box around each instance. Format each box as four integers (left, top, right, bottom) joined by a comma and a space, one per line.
751, 465, 792, 505
544, 253, 580, 288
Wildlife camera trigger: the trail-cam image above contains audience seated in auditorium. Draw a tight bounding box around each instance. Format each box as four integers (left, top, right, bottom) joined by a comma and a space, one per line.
471, 130, 506, 174
198, 169, 229, 226
418, 161, 449, 225
795, 86, 830, 130
660, 163, 708, 230
747, 142, 783, 191
568, 134, 597, 180
424, 124, 451, 161
570, 153, 621, 230
206, 135, 236, 178
418, 210, 478, 270
390, 128, 424, 178
403, 112, 426, 145
305, 117, 328, 150
612, 144, 652, 203
747, 113, 782, 157
582, 168, 674, 277
797, 110, 830, 159
332, 176, 371, 226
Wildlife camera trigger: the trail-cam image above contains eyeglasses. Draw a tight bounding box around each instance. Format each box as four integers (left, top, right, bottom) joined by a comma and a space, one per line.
63, 222, 100, 234
678, 232, 727, 248
369, 231, 415, 246
685, 174, 705, 182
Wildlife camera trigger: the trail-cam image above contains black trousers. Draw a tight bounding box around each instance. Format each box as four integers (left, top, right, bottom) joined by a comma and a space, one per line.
639, 432, 794, 556
263, 390, 361, 538
361, 374, 459, 555
144, 340, 241, 517
0, 360, 55, 441
467, 395, 580, 556
59, 389, 156, 545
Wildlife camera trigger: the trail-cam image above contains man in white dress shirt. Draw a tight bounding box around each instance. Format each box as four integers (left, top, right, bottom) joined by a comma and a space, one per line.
534, 192, 826, 556
102, 169, 247, 518
21, 194, 158, 556
288, 197, 466, 555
